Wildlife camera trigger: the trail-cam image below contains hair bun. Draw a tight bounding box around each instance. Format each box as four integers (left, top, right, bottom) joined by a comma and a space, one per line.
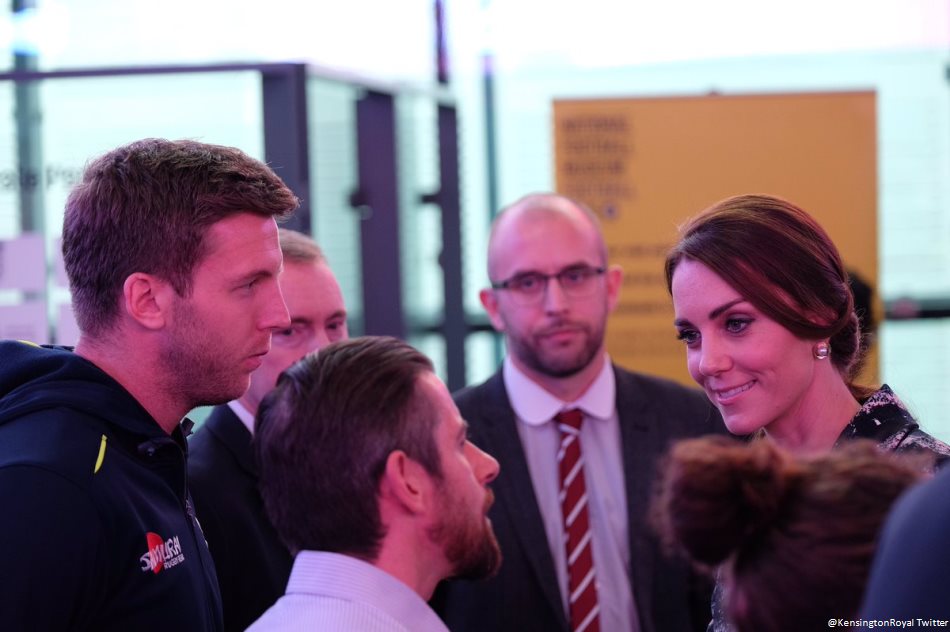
653, 436, 796, 566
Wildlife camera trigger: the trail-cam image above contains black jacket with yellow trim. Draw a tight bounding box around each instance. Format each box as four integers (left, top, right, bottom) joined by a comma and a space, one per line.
0, 340, 223, 631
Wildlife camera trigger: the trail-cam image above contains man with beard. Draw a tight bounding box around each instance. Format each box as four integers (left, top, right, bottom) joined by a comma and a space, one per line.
432, 193, 725, 632
189, 229, 348, 632
0, 139, 297, 631
250, 336, 501, 632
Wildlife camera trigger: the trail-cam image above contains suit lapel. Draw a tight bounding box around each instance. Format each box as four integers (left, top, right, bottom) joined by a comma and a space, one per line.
475, 371, 569, 630
204, 405, 257, 477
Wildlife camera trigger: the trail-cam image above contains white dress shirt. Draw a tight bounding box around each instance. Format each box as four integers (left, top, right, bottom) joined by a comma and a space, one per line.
247, 551, 449, 632
227, 399, 255, 435
505, 356, 639, 632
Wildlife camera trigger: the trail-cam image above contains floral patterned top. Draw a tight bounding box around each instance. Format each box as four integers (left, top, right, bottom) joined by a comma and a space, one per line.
707, 384, 950, 632
834, 385, 950, 460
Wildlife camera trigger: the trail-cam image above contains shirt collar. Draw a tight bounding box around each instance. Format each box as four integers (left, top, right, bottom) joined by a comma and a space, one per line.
288, 551, 449, 632
227, 399, 255, 435
503, 355, 615, 426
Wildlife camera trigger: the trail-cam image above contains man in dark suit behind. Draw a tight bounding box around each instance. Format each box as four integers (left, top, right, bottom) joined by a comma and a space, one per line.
433, 193, 726, 632
188, 229, 348, 632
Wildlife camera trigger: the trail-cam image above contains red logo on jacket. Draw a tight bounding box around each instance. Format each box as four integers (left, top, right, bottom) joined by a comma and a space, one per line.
139, 532, 185, 573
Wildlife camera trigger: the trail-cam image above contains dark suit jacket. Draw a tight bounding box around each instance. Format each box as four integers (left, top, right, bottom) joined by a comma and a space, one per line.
860, 461, 950, 622
433, 365, 726, 632
188, 405, 292, 632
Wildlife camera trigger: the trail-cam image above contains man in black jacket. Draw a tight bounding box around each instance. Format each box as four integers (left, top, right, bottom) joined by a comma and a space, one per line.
189, 228, 348, 632
0, 139, 297, 631
433, 193, 725, 632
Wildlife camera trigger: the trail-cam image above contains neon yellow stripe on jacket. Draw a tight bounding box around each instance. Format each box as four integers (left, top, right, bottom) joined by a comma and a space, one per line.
94, 435, 107, 473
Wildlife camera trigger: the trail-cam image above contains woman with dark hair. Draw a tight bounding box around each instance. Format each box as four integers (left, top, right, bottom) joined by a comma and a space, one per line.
652, 436, 924, 632
666, 194, 948, 456
665, 194, 950, 630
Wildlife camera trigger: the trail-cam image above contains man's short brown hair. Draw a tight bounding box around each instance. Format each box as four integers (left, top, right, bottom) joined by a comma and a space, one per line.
255, 336, 442, 560
63, 138, 299, 337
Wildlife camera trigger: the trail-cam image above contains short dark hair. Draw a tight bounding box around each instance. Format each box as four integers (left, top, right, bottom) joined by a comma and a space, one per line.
665, 194, 865, 386
652, 436, 923, 632
63, 138, 299, 337
255, 336, 442, 559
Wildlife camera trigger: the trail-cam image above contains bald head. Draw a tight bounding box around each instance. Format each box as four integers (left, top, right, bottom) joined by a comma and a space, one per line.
487, 193, 607, 281
480, 192, 622, 397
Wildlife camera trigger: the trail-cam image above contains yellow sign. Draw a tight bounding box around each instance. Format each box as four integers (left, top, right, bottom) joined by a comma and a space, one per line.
554, 91, 878, 385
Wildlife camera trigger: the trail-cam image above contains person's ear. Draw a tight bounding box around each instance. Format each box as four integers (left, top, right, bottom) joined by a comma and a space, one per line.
480, 288, 506, 332
605, 264, 624, 313
380, 450, 432, 515
122, 273, 174, 330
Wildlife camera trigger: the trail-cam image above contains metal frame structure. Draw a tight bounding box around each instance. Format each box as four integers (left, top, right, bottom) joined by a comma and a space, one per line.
0, 62, 471, 388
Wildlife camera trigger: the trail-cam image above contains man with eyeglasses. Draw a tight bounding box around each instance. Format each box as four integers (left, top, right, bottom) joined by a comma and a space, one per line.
433, 193, 725, 632
188, 229, 348, 632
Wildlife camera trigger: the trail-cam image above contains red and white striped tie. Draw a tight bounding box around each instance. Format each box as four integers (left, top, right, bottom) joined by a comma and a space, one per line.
556, 409, 600, 632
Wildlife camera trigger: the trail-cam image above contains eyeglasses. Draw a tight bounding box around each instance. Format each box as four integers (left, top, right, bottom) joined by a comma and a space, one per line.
491, 265, 607, 306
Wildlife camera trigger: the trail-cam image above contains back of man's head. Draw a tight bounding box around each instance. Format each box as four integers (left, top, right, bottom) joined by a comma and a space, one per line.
255, 336, 442, 560
63, 138, 298, 338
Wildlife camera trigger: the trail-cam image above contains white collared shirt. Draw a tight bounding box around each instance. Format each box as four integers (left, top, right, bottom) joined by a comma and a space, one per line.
505, 356, 638, 632
227, 399, 255, 436
247, 551, 449, 632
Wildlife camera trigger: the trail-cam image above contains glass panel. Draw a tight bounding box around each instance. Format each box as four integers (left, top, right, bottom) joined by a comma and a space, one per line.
306, 79, 461, 385
409, 332, 447, 381
880, 319, 950, 442
396, 93, 444, 335
465, 329, 502, 387
307, 76, 363, 333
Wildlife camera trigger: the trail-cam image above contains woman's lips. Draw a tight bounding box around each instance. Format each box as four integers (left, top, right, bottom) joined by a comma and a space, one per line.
711, 380, 755, 404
